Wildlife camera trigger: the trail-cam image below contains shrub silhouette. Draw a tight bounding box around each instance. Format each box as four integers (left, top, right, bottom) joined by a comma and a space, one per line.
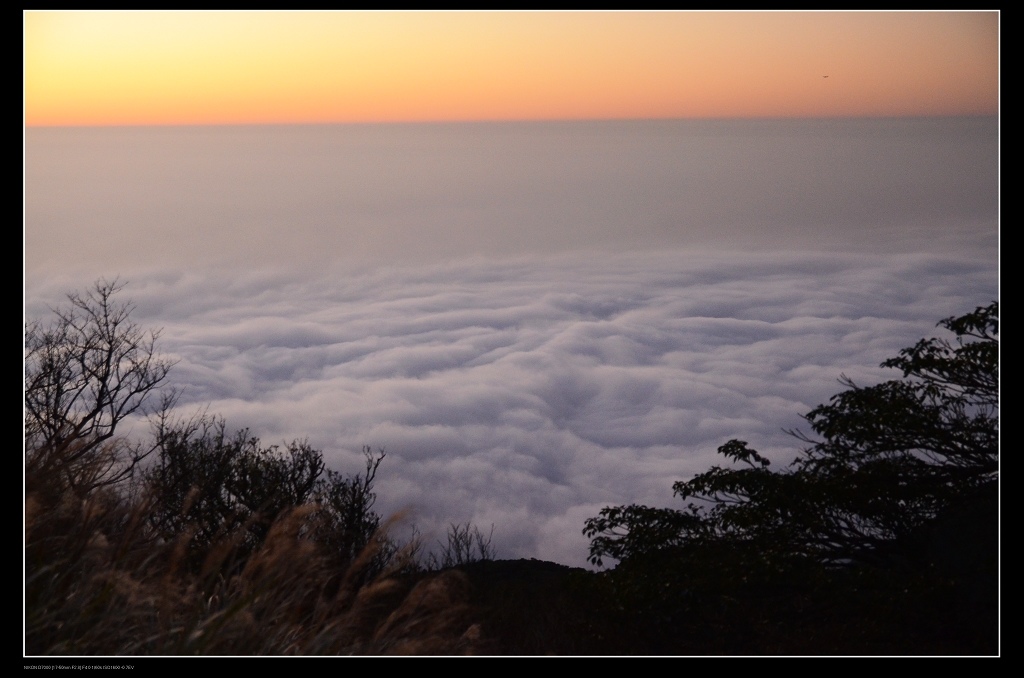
585, 302, 997, 569
583, 302, 998, 654
144, 414, 389, 576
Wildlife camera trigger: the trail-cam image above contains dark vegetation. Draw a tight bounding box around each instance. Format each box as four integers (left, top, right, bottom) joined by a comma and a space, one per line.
25, 280, 998, 655
25, 280, 485, 655
580, 300, 999, 654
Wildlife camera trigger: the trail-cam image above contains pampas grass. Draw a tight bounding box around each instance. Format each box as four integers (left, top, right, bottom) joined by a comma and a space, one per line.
25, 483, 483, 656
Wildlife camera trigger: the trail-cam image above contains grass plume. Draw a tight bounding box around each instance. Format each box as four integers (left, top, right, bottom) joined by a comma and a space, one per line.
25, 483, 482, 655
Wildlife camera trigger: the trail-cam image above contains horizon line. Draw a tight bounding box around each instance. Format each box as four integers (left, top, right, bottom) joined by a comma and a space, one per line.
24, 111, 999, 130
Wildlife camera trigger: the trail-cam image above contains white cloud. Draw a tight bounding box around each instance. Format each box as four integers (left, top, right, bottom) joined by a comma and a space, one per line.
25, 249, 995, 568
25, 118, 997, 568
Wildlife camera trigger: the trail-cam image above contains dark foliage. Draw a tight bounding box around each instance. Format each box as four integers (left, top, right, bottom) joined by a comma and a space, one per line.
585, 302, 997, 570
582, 302, 998, 654
144, 415, 387, 573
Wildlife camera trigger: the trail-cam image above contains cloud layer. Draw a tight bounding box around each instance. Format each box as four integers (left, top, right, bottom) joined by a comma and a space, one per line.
25, 118, 998, 567
26, 249, 996, 567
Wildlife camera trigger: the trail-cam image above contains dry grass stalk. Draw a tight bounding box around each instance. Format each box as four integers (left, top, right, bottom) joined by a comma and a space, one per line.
26, 488, 484, 655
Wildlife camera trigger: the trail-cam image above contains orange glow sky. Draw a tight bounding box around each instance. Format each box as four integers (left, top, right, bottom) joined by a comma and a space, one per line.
24, 10, 998, 127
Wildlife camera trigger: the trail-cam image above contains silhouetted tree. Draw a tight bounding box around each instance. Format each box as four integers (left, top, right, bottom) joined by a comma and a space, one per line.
25, 279, 175, 498
585, 302, 998, 570
582, 302, 998, 654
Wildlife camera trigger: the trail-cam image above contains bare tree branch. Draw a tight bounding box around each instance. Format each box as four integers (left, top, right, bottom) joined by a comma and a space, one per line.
25, 278, 177, 495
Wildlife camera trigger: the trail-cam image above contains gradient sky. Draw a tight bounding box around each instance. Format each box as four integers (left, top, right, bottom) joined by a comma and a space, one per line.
24, 10, 998, 126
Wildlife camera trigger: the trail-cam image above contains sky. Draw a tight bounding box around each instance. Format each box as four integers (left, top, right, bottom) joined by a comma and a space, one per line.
23, 12, 999, 568
24, 10, 998, 126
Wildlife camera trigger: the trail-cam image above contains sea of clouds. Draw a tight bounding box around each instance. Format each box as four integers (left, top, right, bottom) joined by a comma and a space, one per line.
25, 250, 996, 567
25, 118, 998, 567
